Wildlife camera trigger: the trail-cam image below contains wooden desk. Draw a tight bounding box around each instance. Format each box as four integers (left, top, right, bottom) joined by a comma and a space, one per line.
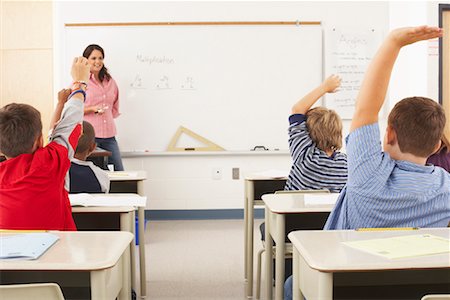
263, 193, 334, 300
288, 228, 450, 300
87, 147, 112, 170
244, 176, 287, 298
0, 231, 133, 300
108, 171, 148, 298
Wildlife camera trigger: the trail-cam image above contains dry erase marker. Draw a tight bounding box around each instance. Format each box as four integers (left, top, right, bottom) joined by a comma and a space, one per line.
356, 227, 419, 231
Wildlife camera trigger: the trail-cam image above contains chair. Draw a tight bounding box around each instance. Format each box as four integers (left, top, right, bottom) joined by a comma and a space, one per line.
0, 283, 65, 300
421, 295, 450, 300
255, 189, 330, 299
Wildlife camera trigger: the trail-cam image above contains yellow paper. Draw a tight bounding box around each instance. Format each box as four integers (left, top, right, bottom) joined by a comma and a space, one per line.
343, 234, 450, 259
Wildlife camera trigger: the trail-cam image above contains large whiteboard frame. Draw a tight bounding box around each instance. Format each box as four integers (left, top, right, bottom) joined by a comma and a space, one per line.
63, 21, 322, 152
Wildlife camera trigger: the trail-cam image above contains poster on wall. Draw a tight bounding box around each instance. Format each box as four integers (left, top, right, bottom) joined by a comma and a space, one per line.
325, 29, 383, 119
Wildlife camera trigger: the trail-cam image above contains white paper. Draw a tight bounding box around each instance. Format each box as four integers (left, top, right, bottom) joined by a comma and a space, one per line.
69, 193, 147, 207
0, 233, 59, 260
303, 193, 339, 206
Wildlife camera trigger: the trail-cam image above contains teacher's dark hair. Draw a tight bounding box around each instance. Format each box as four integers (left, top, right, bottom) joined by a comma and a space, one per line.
83, 44, 111, 82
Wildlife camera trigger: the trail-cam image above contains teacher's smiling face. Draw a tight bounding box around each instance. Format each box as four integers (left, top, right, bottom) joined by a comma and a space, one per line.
87, 49, 104, 74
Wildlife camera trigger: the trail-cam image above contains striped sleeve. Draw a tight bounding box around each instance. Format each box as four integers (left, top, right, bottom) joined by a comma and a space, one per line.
288, 114, 313, 163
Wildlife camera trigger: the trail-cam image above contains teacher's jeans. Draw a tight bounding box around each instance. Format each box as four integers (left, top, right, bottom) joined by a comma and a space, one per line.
95, 136, 124, 171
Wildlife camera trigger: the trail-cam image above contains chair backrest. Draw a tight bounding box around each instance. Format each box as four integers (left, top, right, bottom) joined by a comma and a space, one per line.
274, 189, 330, 194
0, 283, 65, 300
421, 295, 450, 300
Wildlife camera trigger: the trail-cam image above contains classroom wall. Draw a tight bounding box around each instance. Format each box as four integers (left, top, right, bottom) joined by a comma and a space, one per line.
0, 1, 54, 136
52, 2, 443, 212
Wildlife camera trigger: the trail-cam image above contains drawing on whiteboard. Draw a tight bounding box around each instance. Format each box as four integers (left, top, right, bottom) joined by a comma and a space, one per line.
156, 75, 171, 89
180, 76, 195, 90
130, 74, 145, 89
136, 54, 175, 66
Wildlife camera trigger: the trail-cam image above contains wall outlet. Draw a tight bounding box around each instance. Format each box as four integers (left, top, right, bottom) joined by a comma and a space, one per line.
232, 167, 240, 180
212, 168, 222, 180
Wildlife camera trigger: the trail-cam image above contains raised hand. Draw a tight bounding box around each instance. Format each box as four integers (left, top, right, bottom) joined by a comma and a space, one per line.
71, 57, 90, 83
322, 74, 341, 93
389, 26, 443, 48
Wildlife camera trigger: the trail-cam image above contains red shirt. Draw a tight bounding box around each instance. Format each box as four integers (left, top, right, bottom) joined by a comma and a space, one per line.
0, 126, 81, 231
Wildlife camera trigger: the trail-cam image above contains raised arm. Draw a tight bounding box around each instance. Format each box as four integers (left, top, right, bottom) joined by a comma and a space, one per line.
49, 89, 71, 132
292, 75, 341, 114
350, 26, 443, 132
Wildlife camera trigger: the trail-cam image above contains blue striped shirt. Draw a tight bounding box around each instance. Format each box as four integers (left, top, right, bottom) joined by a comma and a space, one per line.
324, 123, 450, 230
285, 114, 348, 192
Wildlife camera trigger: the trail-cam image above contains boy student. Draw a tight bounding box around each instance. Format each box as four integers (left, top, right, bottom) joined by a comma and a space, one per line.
284, 26, 450, 300
324, 26, 450, 231
0, 57, 91, 230
70, 121, 110, 193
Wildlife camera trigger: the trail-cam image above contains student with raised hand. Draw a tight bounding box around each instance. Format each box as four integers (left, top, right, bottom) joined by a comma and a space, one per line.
324, 26, 449, 231
285, 74, 348, 192
0, 57, 90, 230
70, 121, 110, 193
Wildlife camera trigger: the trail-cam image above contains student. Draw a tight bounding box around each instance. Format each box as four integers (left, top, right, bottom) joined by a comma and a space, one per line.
285, 26, 450, 300
0, 57, 90, 230
70, 121, 110, 193
427, 129, 450, 172
285, 74, 348, 192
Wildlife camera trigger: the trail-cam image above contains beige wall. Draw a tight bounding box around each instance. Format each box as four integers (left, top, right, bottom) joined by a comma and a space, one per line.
1, 0, 53, 134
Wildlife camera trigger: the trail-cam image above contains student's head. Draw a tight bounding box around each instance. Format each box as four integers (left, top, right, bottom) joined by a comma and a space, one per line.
75, 121, 96, 160
82, 44, 111, 82
0, 103, 43, 158
385, 97, 445, 158
306, 107, 343, 152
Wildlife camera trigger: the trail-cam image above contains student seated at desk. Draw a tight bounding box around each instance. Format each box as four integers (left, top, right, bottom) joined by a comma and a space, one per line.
427, 130, 450, 172
285, 26, 450, 300
69, 121, 110, 193
0, 57, 90, 230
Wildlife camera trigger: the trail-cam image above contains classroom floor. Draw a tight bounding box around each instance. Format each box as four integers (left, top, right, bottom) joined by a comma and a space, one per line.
137, 219, 265, 300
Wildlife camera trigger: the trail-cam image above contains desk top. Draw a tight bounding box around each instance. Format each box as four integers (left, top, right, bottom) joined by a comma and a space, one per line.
288, 228, 450, 272
262, 193, 336, 214
107, 170, 147, 181
0, 231, 133, 271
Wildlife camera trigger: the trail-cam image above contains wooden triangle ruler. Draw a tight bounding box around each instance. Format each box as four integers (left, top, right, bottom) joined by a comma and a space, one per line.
167, 126, 225, 151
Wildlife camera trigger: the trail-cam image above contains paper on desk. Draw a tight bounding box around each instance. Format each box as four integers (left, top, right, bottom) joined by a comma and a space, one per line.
107, 171, 138, 178
0, 233, 59, 260
342, 234, 450, 259
250, 169, 288, 179
303, 193, 339, 206
69, 193, 147, 207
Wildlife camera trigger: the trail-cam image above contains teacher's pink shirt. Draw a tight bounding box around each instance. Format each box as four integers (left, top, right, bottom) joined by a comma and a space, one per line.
84, 74, 120, 138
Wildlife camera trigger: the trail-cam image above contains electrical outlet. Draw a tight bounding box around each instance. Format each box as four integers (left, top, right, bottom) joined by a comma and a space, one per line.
232, 167, 240, 180
212, 168, 222, 180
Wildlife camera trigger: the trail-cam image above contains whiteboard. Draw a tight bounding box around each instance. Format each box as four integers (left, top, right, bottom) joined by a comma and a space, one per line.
325, 28, 382, 119
63, 24, 322, 151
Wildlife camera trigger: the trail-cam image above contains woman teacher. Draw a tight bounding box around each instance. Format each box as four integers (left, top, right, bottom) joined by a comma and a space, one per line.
82, 44, 124, 171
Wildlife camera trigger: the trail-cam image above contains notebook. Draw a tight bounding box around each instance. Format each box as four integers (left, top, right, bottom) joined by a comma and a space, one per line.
0, 233, 59, 260
69, 193, 147, 207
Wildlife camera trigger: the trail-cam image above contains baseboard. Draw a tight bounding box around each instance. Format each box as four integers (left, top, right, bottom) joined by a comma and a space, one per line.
145, 208, 265, 220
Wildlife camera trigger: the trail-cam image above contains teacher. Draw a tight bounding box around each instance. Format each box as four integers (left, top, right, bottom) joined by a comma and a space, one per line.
82, 44, 124, 171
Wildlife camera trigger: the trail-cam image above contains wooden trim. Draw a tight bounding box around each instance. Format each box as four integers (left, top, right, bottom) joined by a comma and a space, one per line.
65, 21, 321, 27
440, 5, 450, 124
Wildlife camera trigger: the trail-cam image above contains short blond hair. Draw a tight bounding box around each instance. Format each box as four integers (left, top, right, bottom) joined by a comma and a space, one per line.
306, 107, 343, 151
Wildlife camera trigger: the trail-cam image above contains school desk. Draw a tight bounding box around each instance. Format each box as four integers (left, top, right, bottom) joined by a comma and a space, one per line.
262, 193, 334, 300
87, 147, 112, 170
288, 228, 450, 300
0, 231, 133, 300
108, 171, 148, 297
244, 175, 287, 297
72, 202, 136, 294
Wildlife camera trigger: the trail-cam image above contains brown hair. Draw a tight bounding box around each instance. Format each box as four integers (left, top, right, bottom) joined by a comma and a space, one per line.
0, 103, 42, 158
82, 44, 111, 82
76, 121, 96, 154
306, 107, 343, 151
388, 97, 446, 157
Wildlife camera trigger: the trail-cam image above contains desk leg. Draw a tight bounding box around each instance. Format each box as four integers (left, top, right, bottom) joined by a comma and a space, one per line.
119, 244, 132, 300
137, 181, 147, 298
91, 270, 108, 300
299, 255, 332, 300
264, 206, 273, 300
246, 187, 255, 298
244, 180, 250, 282
275, 215, 285, 300
121, 211, 136, 293
292, 247, 302, 300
